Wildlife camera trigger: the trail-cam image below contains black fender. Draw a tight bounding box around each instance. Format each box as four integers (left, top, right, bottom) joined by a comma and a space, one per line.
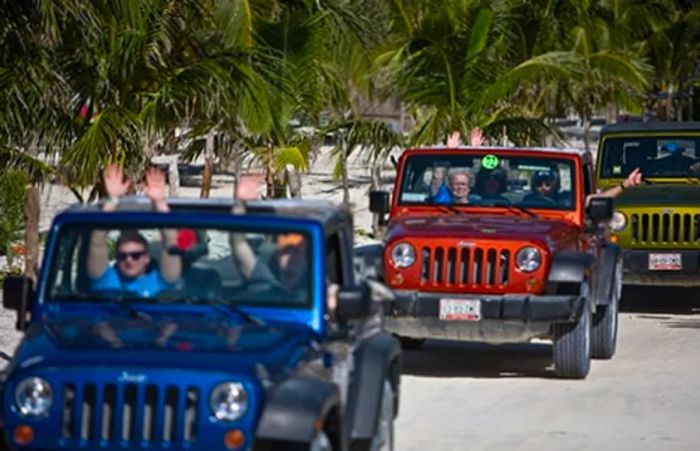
547, 251, 595, 284
353, 243, 385, 281
346, 332, 402, 441
591, 243, 622, 306
256, 377, 340, 443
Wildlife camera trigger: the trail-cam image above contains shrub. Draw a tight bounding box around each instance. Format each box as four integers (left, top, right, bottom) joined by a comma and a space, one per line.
0, 171, 28, 260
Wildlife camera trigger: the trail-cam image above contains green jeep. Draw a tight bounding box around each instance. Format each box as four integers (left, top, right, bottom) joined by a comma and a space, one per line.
595, 121, 700, 286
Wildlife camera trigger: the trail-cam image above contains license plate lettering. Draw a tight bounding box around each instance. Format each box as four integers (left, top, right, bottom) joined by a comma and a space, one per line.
649, 253, 682, 271
439, 298, 481, 321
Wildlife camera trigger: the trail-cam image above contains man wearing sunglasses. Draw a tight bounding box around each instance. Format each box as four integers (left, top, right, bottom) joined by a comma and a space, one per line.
87, 165, 182, 297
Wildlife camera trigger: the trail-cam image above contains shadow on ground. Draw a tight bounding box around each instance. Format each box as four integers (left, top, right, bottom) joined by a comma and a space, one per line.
620, 285, 700, 314
401, 340, 556, 379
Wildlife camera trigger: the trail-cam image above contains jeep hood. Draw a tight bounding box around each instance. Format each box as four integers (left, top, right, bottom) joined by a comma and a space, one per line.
386, 214, 579, 246
11, 314, 315, 377
615, 184, 700, 207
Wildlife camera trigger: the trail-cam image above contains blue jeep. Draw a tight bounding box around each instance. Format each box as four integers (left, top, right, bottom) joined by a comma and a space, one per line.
0, 197, 401, 451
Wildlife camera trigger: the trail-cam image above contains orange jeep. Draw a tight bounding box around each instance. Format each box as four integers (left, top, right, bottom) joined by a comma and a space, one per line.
358, 146, 621, 378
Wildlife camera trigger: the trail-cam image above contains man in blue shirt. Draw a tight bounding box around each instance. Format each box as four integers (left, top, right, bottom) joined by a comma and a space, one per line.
87, 165, 182, 297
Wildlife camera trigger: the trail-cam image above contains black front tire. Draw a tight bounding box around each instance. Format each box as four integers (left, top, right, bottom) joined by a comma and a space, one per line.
552, 295, 592, 379
591, 261, 621, 359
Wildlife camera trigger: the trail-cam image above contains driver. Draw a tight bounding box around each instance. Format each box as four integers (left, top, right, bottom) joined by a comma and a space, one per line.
655, 142, 700, 175
87, 165, 182, 297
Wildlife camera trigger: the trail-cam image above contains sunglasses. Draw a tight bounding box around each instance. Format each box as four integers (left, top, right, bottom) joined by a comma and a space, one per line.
536, 180, 553, 188
116, 250, 147, 262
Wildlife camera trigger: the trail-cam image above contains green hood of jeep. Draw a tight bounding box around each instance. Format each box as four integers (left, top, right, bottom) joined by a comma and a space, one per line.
614, 184, 700, 208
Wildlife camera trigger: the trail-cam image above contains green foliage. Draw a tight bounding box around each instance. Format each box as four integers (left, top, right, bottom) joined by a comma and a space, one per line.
0, 171, 28, 257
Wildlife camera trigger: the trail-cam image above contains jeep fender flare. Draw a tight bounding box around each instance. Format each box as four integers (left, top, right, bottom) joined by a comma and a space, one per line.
353, 243, 385, 281
256, 377, 340, 443
591, 243, 622, 306
346, 332, 402, 441
547, 251, 595, 284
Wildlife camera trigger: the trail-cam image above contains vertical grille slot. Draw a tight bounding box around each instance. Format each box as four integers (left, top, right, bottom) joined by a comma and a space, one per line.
651, 214, 660, 242
486, 249, 497, 286
81, 384, 96, 440
662, 214, 670, 242
102, 384, 116, 441
183, 388, 198, 442
122, 384, 137, 441
433, 247, 444, 283
695, 215, 700, 241
459, 248, 469, 284
631, 214, 639, 241
641, 214, 649, 241
163, 386, 179, 442
143, 385, 158, 442
420, 247, 430, 284
500, 250, 510, 285
473, 248, 483, 285
683, 214, 691, 242
672, 214, 681, 242
62, 385, 75, 438
446, 248, 457, 284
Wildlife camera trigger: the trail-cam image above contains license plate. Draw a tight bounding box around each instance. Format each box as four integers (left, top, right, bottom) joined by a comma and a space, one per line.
439, 298, 481, 321
649, 253, 682, 271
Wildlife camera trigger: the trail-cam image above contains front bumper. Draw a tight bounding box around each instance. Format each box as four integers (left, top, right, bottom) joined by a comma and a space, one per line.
622, 249, 700, 286
383, 290, 582, 344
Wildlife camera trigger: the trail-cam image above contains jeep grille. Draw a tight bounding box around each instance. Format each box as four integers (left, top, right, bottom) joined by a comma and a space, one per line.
60, 383, 199, 445
630, 213, 700, 244
420, 245, 511, 287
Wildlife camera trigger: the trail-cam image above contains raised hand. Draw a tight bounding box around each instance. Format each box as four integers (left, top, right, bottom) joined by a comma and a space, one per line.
103, 164, 131, 198
143, 166, 168, 210
623, 167, 642, 188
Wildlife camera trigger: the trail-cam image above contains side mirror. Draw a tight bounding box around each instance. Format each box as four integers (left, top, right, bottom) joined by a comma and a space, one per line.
3, 275, 33, 331
335, 282, 372, 322
587, 196, 613, 222
369, 190, 390, 215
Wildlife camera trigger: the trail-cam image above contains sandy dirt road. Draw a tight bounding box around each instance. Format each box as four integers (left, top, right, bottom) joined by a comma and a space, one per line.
394, 286, 700, 451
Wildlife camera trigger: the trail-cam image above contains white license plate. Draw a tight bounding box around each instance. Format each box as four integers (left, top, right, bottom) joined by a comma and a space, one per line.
649, 253, 682, 271
439, 298, 481, 321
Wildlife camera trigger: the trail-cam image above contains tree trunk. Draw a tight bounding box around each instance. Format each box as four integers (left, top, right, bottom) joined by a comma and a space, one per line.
582, 114, 591, 155
606, 103, 618, 124
265, 142, 275, 199
24, 185, 40, 283
168, 157, 179, 197
371, 160, 381, 236
200, 131, 215, 198
340, 139, 350, 205
286, 164, 302, 198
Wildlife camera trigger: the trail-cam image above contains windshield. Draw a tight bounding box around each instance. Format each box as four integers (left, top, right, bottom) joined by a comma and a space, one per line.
600, 136, 700, 178
399, 152, 577, 211
46, 224, 313, 308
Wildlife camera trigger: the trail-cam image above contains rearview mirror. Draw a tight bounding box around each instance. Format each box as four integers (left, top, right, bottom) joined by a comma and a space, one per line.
587, 196, 613, 222
335, 282, 372, 322
369, 190, 390, 215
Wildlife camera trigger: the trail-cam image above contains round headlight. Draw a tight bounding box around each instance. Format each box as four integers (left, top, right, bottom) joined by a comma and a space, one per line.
391, 242, 416, 268
15, 377, 53, 418
210, 382, 248, 422
516, 246, 542, 272
610, 211, 627, 231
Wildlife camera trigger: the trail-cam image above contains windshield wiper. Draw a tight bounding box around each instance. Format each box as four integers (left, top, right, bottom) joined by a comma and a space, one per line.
157, 294, 264, 326
478, 200, 540, 219
52, 292, 153, 321
426, 198, 466, 215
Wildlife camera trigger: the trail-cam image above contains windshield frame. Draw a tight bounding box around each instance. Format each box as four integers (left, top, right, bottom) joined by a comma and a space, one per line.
38, 211, 323, 312
395, 149, 581, 212
597, 133, 700, 180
